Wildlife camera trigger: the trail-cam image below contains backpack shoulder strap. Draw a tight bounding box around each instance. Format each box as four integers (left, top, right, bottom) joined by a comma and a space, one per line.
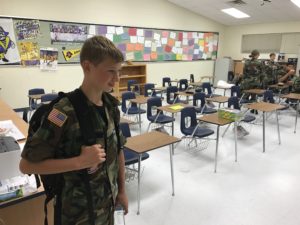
66, 88, 96, 225
67, 89, 97, 145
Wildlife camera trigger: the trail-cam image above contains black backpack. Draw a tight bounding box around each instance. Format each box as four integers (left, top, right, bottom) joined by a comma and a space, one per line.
28, 88, 121, 225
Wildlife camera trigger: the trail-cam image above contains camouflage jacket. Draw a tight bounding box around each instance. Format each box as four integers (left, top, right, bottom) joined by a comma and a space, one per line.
263, 60, 280, 84
292, 76, 300, 93
241, 59, 264, 90
243, 58, 264, 81
22, 90, 126, 225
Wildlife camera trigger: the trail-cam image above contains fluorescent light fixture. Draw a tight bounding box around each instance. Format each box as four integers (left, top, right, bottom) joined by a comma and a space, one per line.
221, 8, 250, 18
291, 0, 300, 8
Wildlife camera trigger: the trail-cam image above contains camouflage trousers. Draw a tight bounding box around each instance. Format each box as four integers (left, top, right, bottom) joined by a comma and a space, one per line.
60, 203, 114, 225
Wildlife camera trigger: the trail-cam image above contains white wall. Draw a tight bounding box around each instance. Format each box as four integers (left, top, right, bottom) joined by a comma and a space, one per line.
223, 21, 300, 60
0, 0, 225, 108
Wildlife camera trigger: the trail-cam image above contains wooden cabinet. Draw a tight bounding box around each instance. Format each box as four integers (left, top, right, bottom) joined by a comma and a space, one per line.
114, 64, 147, 94
234, 60, 244, 75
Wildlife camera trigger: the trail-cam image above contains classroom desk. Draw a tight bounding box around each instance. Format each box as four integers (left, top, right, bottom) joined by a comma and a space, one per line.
244, 89, 266, 95
120, 117, 135, 125
124, 131, 181, 214
152, 86, 167, 98
268, 83, 290, 91
245, 102, 285, 153
206, 96, 229, 108
175, 91, 194, 102
189, 82, 203, 87
129, 96, 149, 133
215, 86, 232, 96
157, 103, 190, 137
281, 93, 300, 133
198, 113, 237, 173
0, 98, 53, 225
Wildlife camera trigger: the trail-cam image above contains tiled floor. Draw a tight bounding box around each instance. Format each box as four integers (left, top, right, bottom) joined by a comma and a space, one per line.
123, 96, 300, 225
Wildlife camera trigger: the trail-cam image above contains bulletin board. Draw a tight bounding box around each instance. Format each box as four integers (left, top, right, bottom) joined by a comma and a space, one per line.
0, 16, 219, 66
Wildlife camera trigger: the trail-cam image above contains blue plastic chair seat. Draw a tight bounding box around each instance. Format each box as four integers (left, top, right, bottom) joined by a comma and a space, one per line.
124, 149, 150, 166
148, 114, 175, 124
182, 126, 214, 138
195, 106, 217, 114
242, 115, 256, 123
126, 107, 146, 114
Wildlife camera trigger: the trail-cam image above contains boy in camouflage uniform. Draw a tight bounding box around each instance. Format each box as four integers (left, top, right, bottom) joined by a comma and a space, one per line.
291, 74, 300, 93
277, 63, 296, 83
262, 53, 280, 88
20, 36, 128, 225
240, 50, 264, 99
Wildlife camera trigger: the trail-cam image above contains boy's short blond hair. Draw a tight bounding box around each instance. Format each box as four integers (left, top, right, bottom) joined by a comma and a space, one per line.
80, 36, 124, 65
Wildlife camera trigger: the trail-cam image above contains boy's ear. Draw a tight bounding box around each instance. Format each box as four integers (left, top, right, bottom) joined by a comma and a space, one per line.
81, 60, 91, 73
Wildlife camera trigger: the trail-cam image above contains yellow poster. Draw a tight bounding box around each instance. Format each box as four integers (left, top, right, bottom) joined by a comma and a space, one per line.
17, 42, 39, 66
62, 49, 81, 61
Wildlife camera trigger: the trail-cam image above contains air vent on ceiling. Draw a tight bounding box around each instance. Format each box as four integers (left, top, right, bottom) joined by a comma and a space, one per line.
227, 0, 247, 5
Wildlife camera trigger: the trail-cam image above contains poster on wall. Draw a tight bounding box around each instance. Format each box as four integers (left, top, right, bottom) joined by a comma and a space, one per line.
40, 47, 58, 71
0, 18, 20, 64
49, 23, 88, 43
17, 42, 39, 66
62, 48, 80, 61
14, 20, 40, 40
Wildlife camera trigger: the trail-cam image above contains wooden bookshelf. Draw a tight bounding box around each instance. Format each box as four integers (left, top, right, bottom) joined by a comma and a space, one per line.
113, 64, 147, 95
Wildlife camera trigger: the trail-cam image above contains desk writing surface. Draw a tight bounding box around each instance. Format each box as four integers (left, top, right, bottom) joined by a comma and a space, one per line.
120, 117, 135, 124
268, 84, 290, 89
282, 93, 300, 100
152, 86, 167, 91
157, 103, 190, 113
244, 89, 266, 95
129, 96, 150, 104
207, 96, 229, 103
176, 91, 194, 96
189, 82, 202, 86
124, 131, 180, 153
0, 98, 28, 139
198, 113, 232, 126
245, 102, 286, 112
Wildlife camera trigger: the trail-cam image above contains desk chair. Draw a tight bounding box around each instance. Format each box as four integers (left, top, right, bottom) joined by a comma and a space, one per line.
180, 107, 214, 150
222, 96, 256, 137
121, 92, 146, 123
193, 92, 217, 115
190, 74, 195, 83
144, 83, 156, 97
146, 97, 175, 132
202, 82, 220, 98
127, 80, 140, 94
178, 79, 188, 91
263, 90, 289, 110
231, 86, 251, 105
41, 93, 58, 103
28, 88, 45, 119
28, 88, 45, 109
119, 122, 149, 181
166, 86, 186, 104
162, 77, 171, 87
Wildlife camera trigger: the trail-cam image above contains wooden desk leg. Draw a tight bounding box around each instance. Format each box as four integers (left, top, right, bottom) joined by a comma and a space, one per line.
169, 145, 175, 196
295, 100, 299, 134
214, 125, 220, 173
276, 110, 281, 145
137, 154, 142, 215
263, 112, 266, 153
234, 121, 238, 162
